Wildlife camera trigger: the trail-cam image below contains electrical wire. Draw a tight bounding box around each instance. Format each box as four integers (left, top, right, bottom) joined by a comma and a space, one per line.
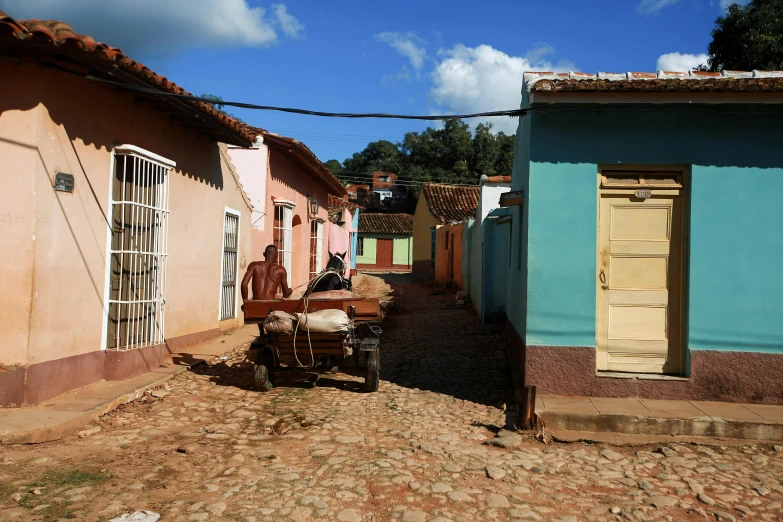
84, 74, 528, 121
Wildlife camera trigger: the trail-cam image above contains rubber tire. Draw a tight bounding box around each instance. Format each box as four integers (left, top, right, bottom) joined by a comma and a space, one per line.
254, 349, 275, 392
364, 349, 379, 392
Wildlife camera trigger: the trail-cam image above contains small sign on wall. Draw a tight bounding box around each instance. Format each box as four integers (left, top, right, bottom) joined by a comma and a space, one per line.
635, 188, 652, 199
55, 172, 74, 193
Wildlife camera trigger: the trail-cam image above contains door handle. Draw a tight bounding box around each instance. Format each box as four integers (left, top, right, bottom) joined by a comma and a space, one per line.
599, 269, 608, 289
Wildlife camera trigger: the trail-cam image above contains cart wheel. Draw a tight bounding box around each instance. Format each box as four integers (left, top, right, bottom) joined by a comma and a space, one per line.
254, 348, 275, 392
364, 349, 379, 392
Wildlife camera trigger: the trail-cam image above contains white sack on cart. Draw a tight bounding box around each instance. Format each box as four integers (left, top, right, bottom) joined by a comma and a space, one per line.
295, 309, 350, 333
263, 311, 296, 333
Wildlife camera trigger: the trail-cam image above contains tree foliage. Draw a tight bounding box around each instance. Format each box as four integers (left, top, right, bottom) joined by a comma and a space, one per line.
326, 118, 515, 210
328, 118, 515, 183
324, 159, 342, 173
707, 0, 783, 71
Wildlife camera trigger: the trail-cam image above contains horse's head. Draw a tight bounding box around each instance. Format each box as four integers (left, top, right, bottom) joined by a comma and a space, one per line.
326, 251, 347, 271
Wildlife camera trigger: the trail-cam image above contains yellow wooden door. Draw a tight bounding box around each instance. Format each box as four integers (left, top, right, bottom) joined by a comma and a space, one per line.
597, 172, 684, 374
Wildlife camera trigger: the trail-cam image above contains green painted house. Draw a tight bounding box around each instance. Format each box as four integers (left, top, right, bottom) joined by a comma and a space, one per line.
356, 213, 413, 270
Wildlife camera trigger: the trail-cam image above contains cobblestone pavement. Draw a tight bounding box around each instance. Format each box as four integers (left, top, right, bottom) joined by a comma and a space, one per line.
2, 276, 782, 522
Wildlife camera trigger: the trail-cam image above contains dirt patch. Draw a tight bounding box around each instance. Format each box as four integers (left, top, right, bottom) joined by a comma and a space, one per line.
351, 273, 394, 303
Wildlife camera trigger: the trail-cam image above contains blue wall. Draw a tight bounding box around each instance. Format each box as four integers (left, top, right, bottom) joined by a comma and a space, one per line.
526, 162, 596, 346
508, 105, 783, 354
689, 166, 783, 353
350, 209, 359, 271
483, 208, 512, 320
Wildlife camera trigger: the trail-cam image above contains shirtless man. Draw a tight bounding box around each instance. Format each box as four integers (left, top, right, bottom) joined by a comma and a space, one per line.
240, 245, 293, 305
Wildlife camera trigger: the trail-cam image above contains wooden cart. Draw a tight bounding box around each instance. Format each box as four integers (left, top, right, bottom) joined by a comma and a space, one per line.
243, 297, 382, 392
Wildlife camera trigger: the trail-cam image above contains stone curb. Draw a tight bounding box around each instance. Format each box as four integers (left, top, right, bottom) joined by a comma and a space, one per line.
0, 364, 192, 445
538, 410, 783, 442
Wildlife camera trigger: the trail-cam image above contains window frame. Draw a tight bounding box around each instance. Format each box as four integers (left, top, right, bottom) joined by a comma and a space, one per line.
104, 145, 174, 351
273, 201, 295, 287
219, 207, 241, 320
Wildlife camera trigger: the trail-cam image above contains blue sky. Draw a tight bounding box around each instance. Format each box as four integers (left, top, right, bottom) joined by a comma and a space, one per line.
1, 0, 742, 163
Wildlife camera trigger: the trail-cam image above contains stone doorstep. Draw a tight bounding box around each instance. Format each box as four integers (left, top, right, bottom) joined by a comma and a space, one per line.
0, 325, 257, 445
537, 409, 783, 441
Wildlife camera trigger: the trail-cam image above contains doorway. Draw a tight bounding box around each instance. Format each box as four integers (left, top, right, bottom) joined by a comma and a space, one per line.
596, 169, 686, 374
377, 238, 393, 268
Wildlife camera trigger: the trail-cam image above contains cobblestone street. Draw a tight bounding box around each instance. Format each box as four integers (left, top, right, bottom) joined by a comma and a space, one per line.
1, 276, 782, 522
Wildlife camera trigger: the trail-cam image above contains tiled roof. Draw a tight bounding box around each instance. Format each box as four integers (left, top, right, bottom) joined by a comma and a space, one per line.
0, 11, 255, 146
359, 213, 413, 235
328, 195, 362, 222
525, 70, 783, 94
257, 130, 347, 196
421, 183, 480, 224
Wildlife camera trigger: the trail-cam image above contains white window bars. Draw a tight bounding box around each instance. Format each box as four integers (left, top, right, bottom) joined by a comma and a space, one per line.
310, 219, 323, 278
273, 203, 293, 287
107, 147, 173, 351
220, 210, 240, 320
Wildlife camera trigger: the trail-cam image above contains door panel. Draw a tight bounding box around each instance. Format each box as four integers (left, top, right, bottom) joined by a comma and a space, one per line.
377, 239, 393, 268
597, 188, 684, 374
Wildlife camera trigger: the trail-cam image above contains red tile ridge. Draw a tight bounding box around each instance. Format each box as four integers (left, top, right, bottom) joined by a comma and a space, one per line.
0, 10, 256, 146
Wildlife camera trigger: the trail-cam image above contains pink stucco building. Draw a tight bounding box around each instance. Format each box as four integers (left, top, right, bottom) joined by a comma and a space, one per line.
0, 12, 256, 407
228, 132, 347, 295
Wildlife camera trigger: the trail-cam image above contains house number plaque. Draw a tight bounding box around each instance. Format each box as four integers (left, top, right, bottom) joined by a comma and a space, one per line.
54, 172, 74, 193
635, 188, 651, 199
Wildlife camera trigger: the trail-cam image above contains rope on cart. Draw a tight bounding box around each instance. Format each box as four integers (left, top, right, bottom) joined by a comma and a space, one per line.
289, 263, 348, 369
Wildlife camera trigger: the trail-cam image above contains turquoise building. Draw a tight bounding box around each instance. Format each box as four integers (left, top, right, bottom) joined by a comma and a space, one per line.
506, 70, 783, 404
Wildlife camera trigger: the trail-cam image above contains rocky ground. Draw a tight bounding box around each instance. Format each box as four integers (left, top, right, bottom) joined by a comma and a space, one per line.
1, 275, 781, 522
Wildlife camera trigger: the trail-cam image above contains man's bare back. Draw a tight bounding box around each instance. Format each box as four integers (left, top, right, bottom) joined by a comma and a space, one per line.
241, 245, 293, 303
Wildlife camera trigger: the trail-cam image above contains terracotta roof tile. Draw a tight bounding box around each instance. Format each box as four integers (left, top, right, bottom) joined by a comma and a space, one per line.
359, 213, 413, 235
525, 70, 783, 94
328, 194, 363, 222
257, 130, 347, 196
421, 183, 480, 224
0, 10, 254, 146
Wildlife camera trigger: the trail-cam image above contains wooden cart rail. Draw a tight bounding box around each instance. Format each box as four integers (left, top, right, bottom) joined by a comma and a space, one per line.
244, 298, 381, 323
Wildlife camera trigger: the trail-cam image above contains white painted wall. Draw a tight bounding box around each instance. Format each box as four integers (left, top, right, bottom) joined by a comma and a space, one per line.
227, 139, 268, 233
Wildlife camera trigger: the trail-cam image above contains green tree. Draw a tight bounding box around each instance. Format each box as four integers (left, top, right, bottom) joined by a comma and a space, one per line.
707, 0, 783, 71
337, 118, 515, 211
342, 140, 404, 174
324, 159, 343, 173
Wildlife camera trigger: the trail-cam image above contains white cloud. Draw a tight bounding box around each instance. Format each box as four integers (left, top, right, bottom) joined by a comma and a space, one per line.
272, 4, 304, 39
430, 43, 573, 134
0, 0, 303, 56
657, 52, 709, 71
636, 0, 681, 14
375, 31, 427, 72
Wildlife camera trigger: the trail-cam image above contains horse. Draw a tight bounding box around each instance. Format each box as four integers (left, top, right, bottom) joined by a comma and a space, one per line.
308, 251, 352, 294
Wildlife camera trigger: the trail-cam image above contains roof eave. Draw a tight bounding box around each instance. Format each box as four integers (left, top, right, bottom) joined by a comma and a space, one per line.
0, 34, 254, 147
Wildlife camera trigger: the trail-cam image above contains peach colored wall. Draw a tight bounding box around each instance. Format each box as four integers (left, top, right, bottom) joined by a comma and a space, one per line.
0, 106, 37, 366
0, 60, 252, 368
434, 223, 463, 287
256, 150, 331, 293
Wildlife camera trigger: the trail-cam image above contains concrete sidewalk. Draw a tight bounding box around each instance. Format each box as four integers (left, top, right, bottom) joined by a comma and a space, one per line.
537, 394, 783, 441
0, 324, 258, 445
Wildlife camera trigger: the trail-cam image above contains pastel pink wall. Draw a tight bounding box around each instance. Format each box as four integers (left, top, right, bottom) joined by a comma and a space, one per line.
327, 208, 351, 278
258, 150, 331, 293
0, 60, 253, 368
